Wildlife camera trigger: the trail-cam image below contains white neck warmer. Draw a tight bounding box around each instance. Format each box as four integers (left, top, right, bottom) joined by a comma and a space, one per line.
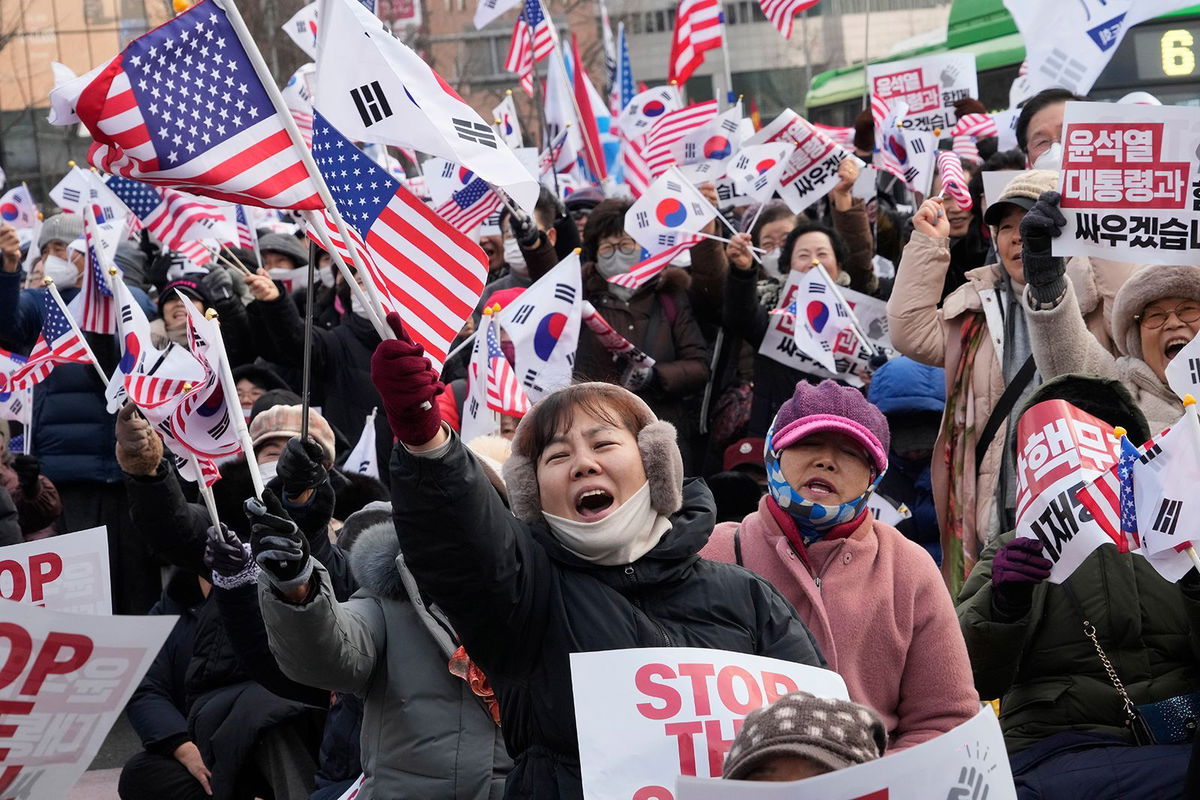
543, 481, 673, 566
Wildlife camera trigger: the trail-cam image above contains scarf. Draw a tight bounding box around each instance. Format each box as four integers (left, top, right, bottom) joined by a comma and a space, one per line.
941, 313, 987, 595
543, 481, 672, 566
765, 496, 864, 573
448, 647, 501, 726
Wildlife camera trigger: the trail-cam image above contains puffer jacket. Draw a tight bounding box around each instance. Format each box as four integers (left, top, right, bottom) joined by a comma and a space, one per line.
260, 509, 510, 799
389, 435, 826, 800
1024, 279, 1182, 433
957, 530, 1200, 755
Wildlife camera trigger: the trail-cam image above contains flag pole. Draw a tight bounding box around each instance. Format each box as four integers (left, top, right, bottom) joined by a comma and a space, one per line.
300, 239, 317, 442
21, 414, 31, 455
299, 211, 390, 339
719, 12, 734, 110
216, 0, 394, 342
189, 452, 223, 531
205, 307, 265, 499
529, 5, 560, 196
43, 277, 112, 388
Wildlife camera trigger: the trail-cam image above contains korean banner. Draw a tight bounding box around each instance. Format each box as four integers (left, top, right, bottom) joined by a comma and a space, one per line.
1053, 102, 1200, 267
571, 647, 849, 800
0, 527, 112, 615
866, 53, 978, 133
0, 599, 176, 799
1014, 400, 1121, 583
744, 111, 857, 214
675, 706, 1015, 800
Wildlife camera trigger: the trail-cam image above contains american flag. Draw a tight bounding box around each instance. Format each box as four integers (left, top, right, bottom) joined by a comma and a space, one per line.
609, 22, 634, 120
232, 204, 258, 252
813, 122, 854, 150
953, 135, 982, 166
871, 93, 906, 181
9, 293, 93, 390
1077, 434, 1149, 554
435, 177, 502, 234
105, 175, 221, 266
625, 100, 719, 195
668, 0, 723, 86
952, 112, 999, 141
504, 0, 556, 96
485, 314, 530, 417
78, 207, 117, 335
607, 235, 702, 292
308, 111, 488, 369
76, 0, 322, 210
935, 150, 973, 211
758, 0, 819, 39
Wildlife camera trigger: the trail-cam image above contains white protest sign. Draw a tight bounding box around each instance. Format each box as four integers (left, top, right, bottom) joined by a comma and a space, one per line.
867, 53, 978, 133
745, 111, 856, 214
842, 287, 892, 350
0, 527, 112, 615
571, 647, 848, 800
676, 706, 1015, 800
714, 176, 755, 209
1014, 400, 1120, 583
867, 495, 911, 528
1054, 102, 1200, 267
851, 165, 879, 202
0, 599, 176, 799
982, 170, 1021, 215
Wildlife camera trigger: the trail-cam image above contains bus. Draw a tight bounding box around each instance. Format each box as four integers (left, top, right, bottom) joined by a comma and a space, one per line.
804, 0, 1200, 126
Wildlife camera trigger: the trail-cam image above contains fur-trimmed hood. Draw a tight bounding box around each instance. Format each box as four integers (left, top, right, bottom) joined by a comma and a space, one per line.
348, 506, 407, 600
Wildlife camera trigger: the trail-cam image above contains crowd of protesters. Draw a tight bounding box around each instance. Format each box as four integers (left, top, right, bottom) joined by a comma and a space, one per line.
4, 84, 1200, 800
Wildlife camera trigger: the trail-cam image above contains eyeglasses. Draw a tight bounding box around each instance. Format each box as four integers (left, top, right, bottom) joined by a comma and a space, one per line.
1135, 304, 1200, 329
597, 240, 638, 258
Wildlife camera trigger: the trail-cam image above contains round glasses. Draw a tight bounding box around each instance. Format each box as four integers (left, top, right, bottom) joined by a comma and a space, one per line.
597, 240, 638, 258
1135, 304, 1200, 330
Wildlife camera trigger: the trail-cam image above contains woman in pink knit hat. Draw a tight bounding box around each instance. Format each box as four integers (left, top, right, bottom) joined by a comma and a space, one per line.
702, 379, 979, 752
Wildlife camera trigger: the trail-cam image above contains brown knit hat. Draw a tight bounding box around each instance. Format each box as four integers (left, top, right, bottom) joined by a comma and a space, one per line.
248, 404, 336, 466
982, 169, 1059, 225
723, 692, 886, 781
1111, 265, 1200, 359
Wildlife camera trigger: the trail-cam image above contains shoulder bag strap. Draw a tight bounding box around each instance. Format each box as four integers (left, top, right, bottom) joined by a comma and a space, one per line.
974, 354, 1036, 473
1061, 581, 1138, 725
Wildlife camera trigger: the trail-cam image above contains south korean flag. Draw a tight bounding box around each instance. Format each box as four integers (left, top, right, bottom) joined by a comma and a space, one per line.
729, 142, 797, 203
672, 106, 748, 181
625, 167, 717, 255
1133, 401, 1200, 556
499, 252, 583, 402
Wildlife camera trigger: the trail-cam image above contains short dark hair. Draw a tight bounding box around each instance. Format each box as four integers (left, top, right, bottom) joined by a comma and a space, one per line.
852, 108, 874, 153
748, 203, 796, 247
581, 198, 632, 261
778, 219, 847, 277
514, 383, 645, 464
1015, 88, 1084, 155
499, 185, 563, 232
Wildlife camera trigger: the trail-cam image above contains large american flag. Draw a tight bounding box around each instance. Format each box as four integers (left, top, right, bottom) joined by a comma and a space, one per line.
9, 293, 93, 390
106, 174, 224, 267
435, 177, 502, 234
1077, 434, 1149, 554
758, 0, 819, 39
79, 208, 117, 335
624, 100, 719, 196
75, 0, 322, 210
607, 236, 702, 292
485, 314, 530, 417
668, 0, 723, 86
504, 0, 556, 96
308, 111, 488, 369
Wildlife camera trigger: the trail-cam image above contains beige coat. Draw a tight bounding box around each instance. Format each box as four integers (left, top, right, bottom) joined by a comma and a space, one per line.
1025, 279, 1183, 433
887, 232, 1113, 591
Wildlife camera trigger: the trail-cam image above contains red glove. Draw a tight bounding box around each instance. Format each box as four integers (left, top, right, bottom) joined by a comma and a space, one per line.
370, 313, 444, 446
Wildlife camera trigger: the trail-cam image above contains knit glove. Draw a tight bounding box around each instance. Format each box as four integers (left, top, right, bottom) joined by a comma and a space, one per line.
509, 211, 541, 248
115, 403, 164, 476
990, 537, 1052, 619
370, 313, 444, 446
245, 489, 312, 592
201, 265, 235, 303
11, 455, 40, 499
1020, 191, 1068, 306
620, 360, 656, 393
203, 524, 260, 589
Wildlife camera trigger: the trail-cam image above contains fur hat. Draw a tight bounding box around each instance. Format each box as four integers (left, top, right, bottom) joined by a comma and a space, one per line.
982, 170, 1059, 225
501, 382, 684, 525
722, 691, 886, 780
770, 380, 890, 473
37, 213, 84, 251
1111, 265, 1200, 359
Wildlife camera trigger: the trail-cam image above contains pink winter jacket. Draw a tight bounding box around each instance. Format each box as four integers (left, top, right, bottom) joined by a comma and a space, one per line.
701, 496, 979, 751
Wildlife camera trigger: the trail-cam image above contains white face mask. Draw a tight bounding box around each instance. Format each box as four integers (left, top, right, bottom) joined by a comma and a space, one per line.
761, 248, 781, 275
542, 481, 672, 566
318, 266, 335, 288
350, 290, 373, 319
1032, 141, 1063, 171
257, 458, 279, 484
503, 237, 528, 277
42, 254, 80, 287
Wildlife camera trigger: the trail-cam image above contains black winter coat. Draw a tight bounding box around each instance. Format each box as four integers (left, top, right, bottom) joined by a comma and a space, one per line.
389, 436, 826, 800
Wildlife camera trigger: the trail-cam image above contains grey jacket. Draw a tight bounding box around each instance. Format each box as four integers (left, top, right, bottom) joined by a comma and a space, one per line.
259, 513, 510, 799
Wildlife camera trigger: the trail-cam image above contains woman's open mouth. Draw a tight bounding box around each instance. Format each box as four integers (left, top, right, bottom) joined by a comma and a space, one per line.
575, 489, 615, 521
802, 478, 837, 499
1164, 336, 1190, 361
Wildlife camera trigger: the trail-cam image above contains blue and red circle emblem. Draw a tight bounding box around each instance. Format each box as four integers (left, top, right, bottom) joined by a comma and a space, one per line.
755, 158, 777, 174
198, 385, 226, 417
655, 198, 687, 227
643, 100, 666, 118
806, 301, 830, 333
118, 333, 141, 374
0, 203, 19, 222
458, 167, 475, 185
886, 135, 907, 164
703, 136, 732, 159
533, 312, 568, 360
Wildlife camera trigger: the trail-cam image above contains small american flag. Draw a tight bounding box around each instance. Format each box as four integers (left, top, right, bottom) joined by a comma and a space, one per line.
9, 293, 93, 390
757, 0, 819, 39
106, 176, 220, 266
308, 111, 488, 370
504, 0, 555, 96
668, 0, 723, 86
607, 235, 702, 292
485, 315, 530, 417
79, 207, 117, 335
233, 204, 258, 254
1078, 434, 1148, 554
76, 0, 322, 210
935, 150, 973, 211
435, 177, 502, 234
625, 100, 718, 196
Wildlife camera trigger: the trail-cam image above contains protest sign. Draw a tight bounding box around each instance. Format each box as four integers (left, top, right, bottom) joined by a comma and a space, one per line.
866, 54, 978, 133
571, 647, 848, 800
714, 177, 755, 209
0, 599, 176, 798
1053, 102, 1200, 267
982, 170, 1021, 213
675, 706, 1015, 800
867, 494, 911, 528
744, 111, 856, 214
1014, 400, 1121, 583
0, 527, 112, 615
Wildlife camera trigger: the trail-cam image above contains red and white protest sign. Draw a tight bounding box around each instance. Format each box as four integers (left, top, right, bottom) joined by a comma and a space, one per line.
1014, 400, 1120, 583
743, 111, 857, 214
866, 53, 978, 133
0, 599, 176, 798
0, 527, 111, 615
1054, 102, 1200, 266
570, 647, 848, 800
675, 706, 1015, 800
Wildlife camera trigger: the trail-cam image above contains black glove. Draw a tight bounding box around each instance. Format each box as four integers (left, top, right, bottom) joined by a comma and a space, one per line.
1019, 191, 1068, 305
244, 489, 311, 591
509, 211, 541, 249
11, 455, 40, 499
275, 436, 329, 491
201, 266, 235, 302
203, 523, 258, 589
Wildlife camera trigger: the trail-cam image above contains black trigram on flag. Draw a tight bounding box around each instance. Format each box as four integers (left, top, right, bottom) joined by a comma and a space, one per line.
657, 234, 677, 248
121, 306, 134, 324
452, 118, 498, 148
1152, 497, 1183, 537
666, 180, 683, 192
207, 411, 231, 441
440, 162, 456, 179
351, 81, 394, 127
522, 368, 542, 391
635, 211, 649, 228
810, 282, 826, 294
468, 396, 480, 417
909, 137, 926, 154
553, 283, 576, 304
1189, 357, 1200, 385
510, 303, 535, 325
61, 187, 82, 205
719, 118, 739, 134
1139, 443, 1163, 465
684, 142, 697, 160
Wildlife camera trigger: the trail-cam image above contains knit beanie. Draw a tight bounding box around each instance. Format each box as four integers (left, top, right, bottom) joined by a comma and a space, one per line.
723, 692, 886, 780
769, 380, 890, 473
37, 213, 84, 251
982, 170, 1059, 225
1111, 265, 1200, 359
160, 277, 210, 312
258, 233, 309, 268
502, 382, 684, 525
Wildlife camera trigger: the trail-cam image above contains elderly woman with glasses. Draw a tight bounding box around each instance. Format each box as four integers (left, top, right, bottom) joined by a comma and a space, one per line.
573, 198, 711, 467
1018, 191, 1198, 432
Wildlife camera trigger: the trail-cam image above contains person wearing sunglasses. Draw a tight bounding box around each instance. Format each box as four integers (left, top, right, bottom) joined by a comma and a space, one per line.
1020, 191, 1197, 432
